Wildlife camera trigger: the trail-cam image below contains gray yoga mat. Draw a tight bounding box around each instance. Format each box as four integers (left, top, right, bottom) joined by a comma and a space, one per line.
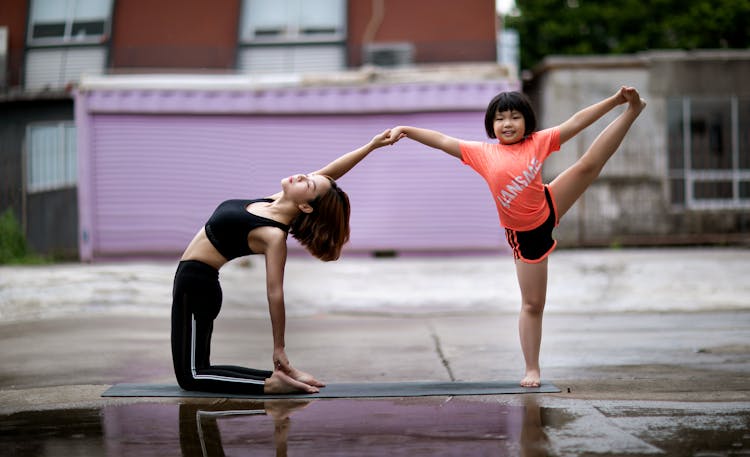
102, 381, 560, 399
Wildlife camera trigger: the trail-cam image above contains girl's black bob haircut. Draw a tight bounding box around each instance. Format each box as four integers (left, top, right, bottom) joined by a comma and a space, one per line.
484, 91, 537, 139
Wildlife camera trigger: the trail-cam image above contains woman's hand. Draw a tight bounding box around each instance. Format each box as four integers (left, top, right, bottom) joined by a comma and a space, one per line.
370, 128, 406, 149
273, 348, 292, 372
273, 348, 326, 387
386, 125, 463, 159
310, 128, 405, 180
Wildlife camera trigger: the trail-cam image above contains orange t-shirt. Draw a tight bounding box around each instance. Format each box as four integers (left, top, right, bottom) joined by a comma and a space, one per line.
460, 128, 560, 231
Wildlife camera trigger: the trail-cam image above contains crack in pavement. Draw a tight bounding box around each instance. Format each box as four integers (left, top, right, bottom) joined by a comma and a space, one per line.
428, 323, 456, 381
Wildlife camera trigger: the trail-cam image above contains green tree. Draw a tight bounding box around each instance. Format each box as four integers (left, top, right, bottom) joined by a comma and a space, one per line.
506, 0, 750, 70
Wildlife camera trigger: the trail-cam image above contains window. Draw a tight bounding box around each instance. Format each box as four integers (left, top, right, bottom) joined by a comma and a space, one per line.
25, 0, 112, 89
667, 96, 750, 209
28, 0, 113, 45
26, 123, 77, 193
238, 0, 346, 74
241, 0, 344, 42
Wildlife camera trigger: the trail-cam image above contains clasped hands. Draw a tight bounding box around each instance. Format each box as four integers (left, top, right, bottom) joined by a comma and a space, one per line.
369, 128, 408, 149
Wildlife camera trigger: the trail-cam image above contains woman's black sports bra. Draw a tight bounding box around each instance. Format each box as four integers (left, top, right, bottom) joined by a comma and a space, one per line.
204, 198, 289, 261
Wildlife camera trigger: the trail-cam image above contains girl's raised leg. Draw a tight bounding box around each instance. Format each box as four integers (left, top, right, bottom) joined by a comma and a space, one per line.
550, 92, 646, 218
515, 258, 549, 387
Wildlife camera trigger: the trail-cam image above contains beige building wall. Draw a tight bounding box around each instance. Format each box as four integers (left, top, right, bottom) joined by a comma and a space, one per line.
528, 51, 750, 246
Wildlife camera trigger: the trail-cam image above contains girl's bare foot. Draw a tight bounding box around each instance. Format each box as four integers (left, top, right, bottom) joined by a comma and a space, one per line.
630, 97, 647, 114
264, 371, 319, 394
622, 87, 647, 114
520, 370, 541, 388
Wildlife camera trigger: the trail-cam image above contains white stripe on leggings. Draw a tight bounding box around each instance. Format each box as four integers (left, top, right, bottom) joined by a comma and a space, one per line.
190, 318, 264, 385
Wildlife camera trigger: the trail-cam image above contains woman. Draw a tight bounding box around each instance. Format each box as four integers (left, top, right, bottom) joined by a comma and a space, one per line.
171, 129, 400, 394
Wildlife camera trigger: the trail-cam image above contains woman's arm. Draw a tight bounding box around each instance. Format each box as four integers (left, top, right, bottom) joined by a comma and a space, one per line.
390, 126, 463, 159
557, 86, 629, 144
312, 129, 399, 180
265, 129, 398, 201
263, 230, 325, 387
263, 231, 288, 366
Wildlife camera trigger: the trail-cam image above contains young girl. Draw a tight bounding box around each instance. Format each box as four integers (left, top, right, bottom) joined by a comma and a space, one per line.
391, 87, 646, 387
172, 130, 400, 395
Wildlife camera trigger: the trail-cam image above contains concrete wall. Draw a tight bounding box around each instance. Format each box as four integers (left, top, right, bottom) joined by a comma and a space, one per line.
528, 51, 750, 246
647, 51, 750, 239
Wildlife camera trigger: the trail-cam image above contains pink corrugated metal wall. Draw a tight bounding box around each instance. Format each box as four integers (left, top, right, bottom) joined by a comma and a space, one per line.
88, 112, 503, 257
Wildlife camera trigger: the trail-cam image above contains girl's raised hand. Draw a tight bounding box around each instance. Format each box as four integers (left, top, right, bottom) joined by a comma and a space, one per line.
622, 87, 647, 113
621, 86, 642, 104
614, 86, 630, 105
389, 126, 408, 143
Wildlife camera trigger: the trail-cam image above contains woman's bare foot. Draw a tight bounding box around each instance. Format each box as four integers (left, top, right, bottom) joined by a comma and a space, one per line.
264, 370, 319, 394
520, 370, 541, 388
265, 400, 311, 421
288, 367, 326, 388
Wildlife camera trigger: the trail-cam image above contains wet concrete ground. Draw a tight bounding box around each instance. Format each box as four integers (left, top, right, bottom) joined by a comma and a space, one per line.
1, 248, 749, 456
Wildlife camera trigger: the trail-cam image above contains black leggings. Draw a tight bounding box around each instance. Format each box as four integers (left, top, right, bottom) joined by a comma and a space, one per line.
171, 260, 271, 394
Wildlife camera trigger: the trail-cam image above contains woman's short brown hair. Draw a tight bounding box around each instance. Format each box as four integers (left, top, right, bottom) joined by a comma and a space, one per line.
289, 176, 350, 261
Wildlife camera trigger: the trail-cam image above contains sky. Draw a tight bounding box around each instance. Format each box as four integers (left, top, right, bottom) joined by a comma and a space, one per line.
496, 0, 516, 14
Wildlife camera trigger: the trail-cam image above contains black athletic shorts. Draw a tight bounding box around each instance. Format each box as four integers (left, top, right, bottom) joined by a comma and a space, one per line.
504, 186, 558, 263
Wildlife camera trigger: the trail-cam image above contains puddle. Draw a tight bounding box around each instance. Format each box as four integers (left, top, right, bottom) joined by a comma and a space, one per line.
1, 398, 546, 456
2, 398, 749, 456
2, 408, 104, 457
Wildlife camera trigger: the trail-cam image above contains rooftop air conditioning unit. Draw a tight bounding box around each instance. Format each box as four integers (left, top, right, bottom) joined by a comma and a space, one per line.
363, 42, 414, 67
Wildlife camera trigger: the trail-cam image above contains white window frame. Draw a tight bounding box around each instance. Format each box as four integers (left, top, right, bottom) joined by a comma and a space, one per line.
27, 0, 114, 46
668, 96, 750, 210
238, 0, 346, 74
240, 0, 346, 44
26, 122, 77, 193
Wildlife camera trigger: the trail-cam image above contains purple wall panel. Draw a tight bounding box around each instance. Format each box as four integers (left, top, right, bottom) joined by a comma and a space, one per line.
87, 112, 503, 258
76, 77, 520, 259
82, 80, 515, 115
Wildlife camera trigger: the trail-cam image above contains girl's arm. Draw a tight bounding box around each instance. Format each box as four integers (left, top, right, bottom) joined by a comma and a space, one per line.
390, 126, 463, 159
312, 129, 399, 180
557, 86, 629, 144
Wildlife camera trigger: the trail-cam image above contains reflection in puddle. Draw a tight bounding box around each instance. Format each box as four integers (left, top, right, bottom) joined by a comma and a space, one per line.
172, 398, 544, 456
0, 397, 548, 456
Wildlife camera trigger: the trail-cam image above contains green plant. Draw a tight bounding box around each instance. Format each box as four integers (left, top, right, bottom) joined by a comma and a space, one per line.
0, 209, 28, 263
0, 209, 48, 264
